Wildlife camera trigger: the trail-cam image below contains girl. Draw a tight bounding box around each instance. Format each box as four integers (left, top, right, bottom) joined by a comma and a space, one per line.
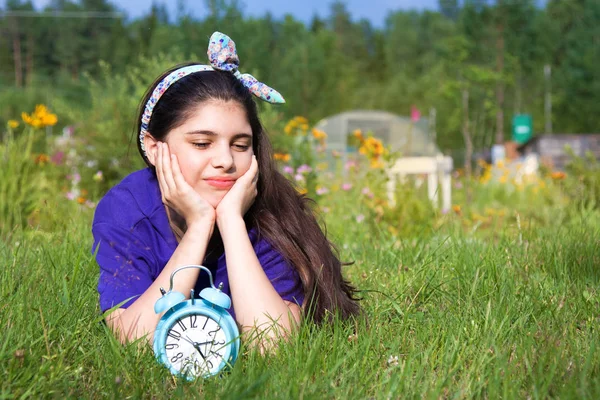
92, 32, 360, 345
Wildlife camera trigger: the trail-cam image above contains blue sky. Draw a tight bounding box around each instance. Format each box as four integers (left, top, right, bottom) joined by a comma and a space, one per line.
24, 0, 441, 27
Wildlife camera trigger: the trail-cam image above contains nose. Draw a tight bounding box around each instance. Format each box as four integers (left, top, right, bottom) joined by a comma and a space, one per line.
210, 143, 234, 171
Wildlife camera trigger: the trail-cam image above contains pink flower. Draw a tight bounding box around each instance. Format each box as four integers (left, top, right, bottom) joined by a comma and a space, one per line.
66, 191, 76, 200
297, 164, 312, 174
294, 174, 304, 182
72, 173, 81, 184
361, 187, 374, 198
356, 214, 365, 223
283, 166, 294, 174
93, 170, 103, 182
342, 183, 353, 191
345, 160, 357, 170
51, 151, 64, 165
316, 187, 329, 195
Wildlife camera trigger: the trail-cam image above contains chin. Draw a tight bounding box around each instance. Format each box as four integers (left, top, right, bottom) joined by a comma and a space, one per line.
207, 192, 227, 209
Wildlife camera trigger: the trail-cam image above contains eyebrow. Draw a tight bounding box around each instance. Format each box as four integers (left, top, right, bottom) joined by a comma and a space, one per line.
185, 130, 252, 140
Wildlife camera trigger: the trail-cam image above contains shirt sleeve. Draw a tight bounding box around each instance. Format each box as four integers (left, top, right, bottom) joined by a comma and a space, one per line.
255, 237, 305, 307
93, 222, 158, 313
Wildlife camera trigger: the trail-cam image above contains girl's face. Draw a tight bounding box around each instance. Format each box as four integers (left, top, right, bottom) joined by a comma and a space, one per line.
161, 100, 254, 208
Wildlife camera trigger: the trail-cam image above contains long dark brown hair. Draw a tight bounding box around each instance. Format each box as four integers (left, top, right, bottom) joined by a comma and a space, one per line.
135, 63, 361, 323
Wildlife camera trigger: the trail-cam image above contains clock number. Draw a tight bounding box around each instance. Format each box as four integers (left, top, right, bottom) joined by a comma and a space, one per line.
190, 315, 197, 328
208, 326, 221, 337
202, 317, 210, 330
170, 352, 183, 363
206, 360, 213, 370
177, 319, 187, 332
165, 343, 179, 350
168, 330, 181, 341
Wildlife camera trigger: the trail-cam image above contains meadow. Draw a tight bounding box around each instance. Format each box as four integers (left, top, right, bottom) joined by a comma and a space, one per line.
1, 94, 600, 398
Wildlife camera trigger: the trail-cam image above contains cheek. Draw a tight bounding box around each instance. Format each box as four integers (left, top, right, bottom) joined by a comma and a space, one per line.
237, 152, 254, 173
174, 153, 207, 183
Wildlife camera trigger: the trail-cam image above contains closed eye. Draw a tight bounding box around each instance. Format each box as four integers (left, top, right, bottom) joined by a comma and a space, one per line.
192, 142, 210, 149
233, 144, 250, 151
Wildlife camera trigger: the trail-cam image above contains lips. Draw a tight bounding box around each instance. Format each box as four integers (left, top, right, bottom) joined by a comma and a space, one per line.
204, 177, 236, 189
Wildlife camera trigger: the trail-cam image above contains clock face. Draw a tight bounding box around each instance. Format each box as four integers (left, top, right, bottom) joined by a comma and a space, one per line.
163, 314, 229, 377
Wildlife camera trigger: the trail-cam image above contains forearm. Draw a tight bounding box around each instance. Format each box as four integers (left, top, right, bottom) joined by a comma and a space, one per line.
107, 220, 214, 343
218, 216, 300, 337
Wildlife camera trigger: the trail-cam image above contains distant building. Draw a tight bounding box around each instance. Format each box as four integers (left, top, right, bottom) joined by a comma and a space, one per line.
315, 110, 439, 159
517, 134, 600, 170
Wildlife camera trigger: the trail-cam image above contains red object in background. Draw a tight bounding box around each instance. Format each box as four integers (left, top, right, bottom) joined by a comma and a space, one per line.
411, 105, 421, 122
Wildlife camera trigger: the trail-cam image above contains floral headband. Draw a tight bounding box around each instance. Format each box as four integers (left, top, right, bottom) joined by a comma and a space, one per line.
140, 31, 285, 156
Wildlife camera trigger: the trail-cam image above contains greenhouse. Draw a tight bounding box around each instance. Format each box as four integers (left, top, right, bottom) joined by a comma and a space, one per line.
314, 110, 439, 162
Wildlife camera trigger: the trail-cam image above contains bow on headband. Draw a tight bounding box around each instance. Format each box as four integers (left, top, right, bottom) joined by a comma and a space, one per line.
140, 31, 284, 155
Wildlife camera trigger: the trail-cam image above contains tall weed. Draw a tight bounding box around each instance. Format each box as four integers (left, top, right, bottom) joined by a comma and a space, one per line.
0, 130, 47, 236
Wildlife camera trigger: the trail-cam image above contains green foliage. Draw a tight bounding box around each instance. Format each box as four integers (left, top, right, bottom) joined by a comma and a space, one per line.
2, 0, 600, 154
0, 130, 47, 236
563, 149, 600, 209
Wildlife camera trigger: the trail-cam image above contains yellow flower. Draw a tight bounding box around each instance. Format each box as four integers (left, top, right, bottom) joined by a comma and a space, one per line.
21, 104, 58, 128
293, 116, 308, 125
477, 159, 489, 169
551, 171, 566, 180
297, 187, 308, 195
34, 154, 50, 165
452, 205, 462, 215
359, 136, 385, 158
369, 158, 384, 169
273, 153, 291, 162
41, 113, 57, 126
77, 196, 86, 204
311, 128, 327, 141
8, 120, 19, 129
352, 129, 364, 141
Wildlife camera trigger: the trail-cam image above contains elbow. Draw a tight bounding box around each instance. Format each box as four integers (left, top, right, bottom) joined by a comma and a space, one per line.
241, 309, 301, 353
105, 309, 154, 345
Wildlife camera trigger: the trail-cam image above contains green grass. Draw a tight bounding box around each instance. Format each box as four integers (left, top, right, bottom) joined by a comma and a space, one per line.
1, 206, 599, 399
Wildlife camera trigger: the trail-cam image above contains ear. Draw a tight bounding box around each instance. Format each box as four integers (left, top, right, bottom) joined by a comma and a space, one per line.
143, 133, 159, 166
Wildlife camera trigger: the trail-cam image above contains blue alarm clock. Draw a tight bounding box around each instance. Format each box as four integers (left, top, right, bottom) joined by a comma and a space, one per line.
153, 265, 240, 379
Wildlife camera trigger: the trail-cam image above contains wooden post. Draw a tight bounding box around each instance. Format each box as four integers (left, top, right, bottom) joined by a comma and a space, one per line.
544, 64, 552, 134
9, 17, 23, 88
462, 88, 473, 204
495, 19, 505, 145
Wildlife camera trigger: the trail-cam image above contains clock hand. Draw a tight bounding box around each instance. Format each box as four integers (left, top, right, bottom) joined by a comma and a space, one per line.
180, 335, 196, 346
194, 340, 215, 346
194, 343, 207, 360
183, 335, 207, 360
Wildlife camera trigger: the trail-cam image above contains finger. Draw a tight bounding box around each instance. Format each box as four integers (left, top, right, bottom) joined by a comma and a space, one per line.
156, 143, 169, 196
247, 155, 259, 184
161, 142, 177, 192
170, 153, 189, 189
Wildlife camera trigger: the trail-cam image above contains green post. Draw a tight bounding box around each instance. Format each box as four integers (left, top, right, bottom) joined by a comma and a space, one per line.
512, 114, 533, 144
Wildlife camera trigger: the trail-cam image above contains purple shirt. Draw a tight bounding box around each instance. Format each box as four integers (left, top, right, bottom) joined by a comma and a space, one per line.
92, 168, 304, 319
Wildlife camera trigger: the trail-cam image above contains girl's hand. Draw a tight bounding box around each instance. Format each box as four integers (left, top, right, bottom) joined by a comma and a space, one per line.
216, 155, 258, 224
156, 142, 216, 227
